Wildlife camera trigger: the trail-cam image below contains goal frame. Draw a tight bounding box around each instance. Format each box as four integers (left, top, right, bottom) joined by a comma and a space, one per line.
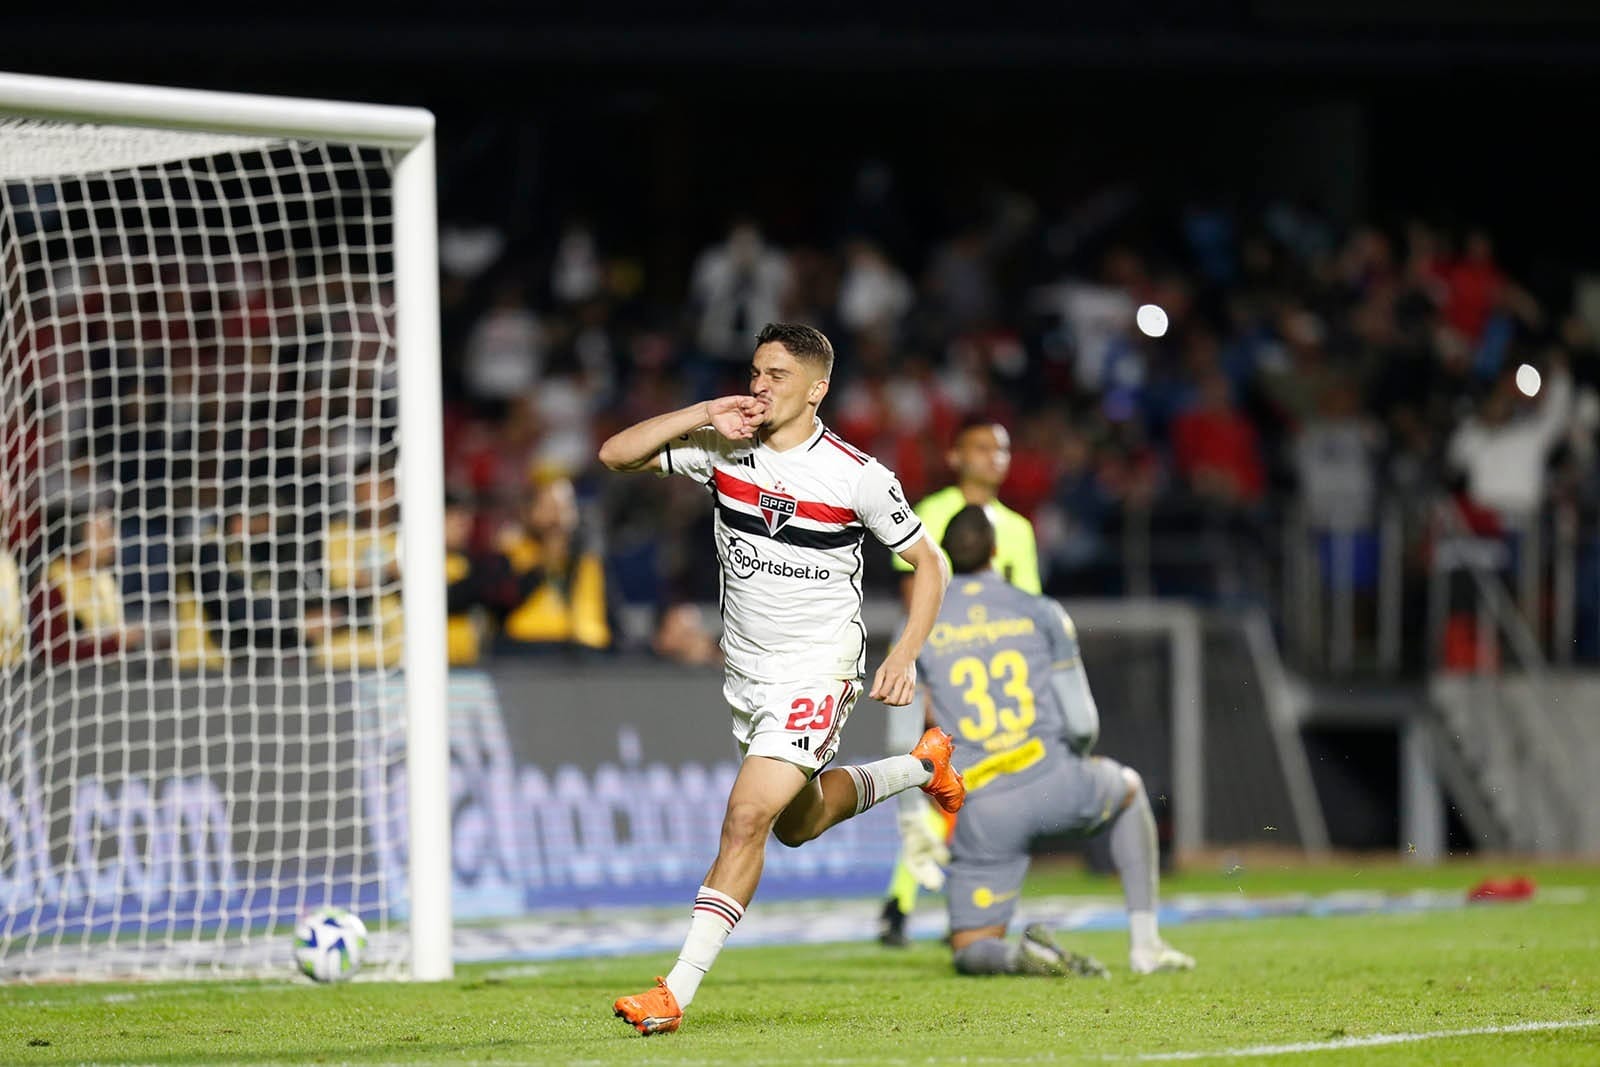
0, 71, 451, 981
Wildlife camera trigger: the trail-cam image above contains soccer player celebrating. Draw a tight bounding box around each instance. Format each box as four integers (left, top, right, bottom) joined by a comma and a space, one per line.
599, 322, 961, 1035
881, 417, 1042, 946
923, 505, 1194, 977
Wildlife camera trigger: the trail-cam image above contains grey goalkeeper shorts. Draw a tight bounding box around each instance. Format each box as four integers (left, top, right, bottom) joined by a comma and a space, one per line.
946, 754, 1130, 934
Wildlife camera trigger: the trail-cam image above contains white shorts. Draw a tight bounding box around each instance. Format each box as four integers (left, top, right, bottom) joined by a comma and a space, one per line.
724, 672, 862, 776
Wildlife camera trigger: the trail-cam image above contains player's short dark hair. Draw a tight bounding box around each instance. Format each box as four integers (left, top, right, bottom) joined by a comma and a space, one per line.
952, 414, 1007, 446
755, 322, 834, 377
942, 505, 997, 575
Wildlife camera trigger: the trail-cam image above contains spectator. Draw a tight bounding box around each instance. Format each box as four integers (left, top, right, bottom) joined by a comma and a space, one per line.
924, 225, 998, 337
651, 601, 722, 667
1294, 376, 1384, 598
445, 493, 492, 667
1171, 371, 1267, 506
31, 511, 144, 664
1038, 425, 1115, 592
1294, 377, 1381, 530
321, 463, 404, 669
531, 350, 599, 479
551, 223, 604, 307
1440, 229, 1505, 345
194, 489, 330, 653
491, 473, 613, 654
837, 240, 914, 339
1446, 357, 1574, 524
462, 279, 545, 417
1, 546, 23, 669
689, 220, 791, 365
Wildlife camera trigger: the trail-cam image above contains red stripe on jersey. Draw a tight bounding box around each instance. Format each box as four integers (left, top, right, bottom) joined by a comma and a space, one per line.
712, 469, 857, 525
821, 432, 869, 465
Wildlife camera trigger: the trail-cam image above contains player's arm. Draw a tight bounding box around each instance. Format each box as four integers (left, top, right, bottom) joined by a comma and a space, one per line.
1046, 604, 1099, 754
1014, 518, 1043, 595
893, 497, 944, 611
872, 534, 949, 706
597, 396, 769, 473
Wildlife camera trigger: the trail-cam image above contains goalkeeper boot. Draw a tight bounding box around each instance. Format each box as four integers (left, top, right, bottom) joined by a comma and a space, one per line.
878, 897, 910, 948
613, 977, 683, 1035
1018, 923, 1110, 979
911, 727, 966, 814
1130, 942, 1196, 975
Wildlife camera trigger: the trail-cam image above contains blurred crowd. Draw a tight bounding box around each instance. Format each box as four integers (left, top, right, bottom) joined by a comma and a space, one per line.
434, 182, 1600, 663
7, 166, 1600, 672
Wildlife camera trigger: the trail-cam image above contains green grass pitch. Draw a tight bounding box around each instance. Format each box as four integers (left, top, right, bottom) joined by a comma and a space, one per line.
3, 860, 1596, 1066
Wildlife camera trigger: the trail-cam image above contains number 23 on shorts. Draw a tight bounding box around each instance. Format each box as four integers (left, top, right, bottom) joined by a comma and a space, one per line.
782, 681, 857, 732
785, 693, 835, 730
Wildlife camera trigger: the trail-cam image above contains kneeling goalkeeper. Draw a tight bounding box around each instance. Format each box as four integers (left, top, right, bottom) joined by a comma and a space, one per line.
920, 506, 1195, 977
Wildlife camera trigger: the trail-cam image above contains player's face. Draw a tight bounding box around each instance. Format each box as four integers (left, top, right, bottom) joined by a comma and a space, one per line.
528, 479, 579, 536
950, 424, 1011, 490
749, 343, 826, 431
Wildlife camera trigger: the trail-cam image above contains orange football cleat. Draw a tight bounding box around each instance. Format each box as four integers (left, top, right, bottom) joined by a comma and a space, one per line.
612, 977, 683, 1036
911, 726, 966, 814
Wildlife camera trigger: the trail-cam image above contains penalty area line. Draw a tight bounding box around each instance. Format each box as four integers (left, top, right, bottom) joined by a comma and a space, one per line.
1121, 1018, 1600, 1061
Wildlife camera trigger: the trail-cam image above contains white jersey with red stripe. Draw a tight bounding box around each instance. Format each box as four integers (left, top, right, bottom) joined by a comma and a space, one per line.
661, 417, 925, 681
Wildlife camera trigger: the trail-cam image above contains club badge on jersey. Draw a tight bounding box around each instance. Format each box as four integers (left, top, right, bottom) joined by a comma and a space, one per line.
758, 489, 797, 535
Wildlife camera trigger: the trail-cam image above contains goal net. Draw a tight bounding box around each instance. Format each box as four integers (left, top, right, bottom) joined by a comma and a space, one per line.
0, 76, 448, 982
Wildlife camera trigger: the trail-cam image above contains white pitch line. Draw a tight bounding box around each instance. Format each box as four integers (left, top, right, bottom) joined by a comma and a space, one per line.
42, 1018, 1598, 1067
1121, 1018, 1600, 1061
393, 1019, 1600, 1067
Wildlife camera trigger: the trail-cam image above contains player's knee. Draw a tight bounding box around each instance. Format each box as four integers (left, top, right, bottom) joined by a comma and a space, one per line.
1121, 767, 1145, 807
772, 821, 813, 849
952, 937, 1008, 975
720, 801, 775, 850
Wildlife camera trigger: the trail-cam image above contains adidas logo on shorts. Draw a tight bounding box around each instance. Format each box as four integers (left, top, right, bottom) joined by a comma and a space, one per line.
791, 736, 811, 752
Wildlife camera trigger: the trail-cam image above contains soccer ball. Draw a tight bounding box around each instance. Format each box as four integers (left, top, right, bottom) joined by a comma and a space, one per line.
292, 906, 368, 982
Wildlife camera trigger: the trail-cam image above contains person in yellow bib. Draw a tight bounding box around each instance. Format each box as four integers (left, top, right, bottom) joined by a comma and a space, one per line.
881, 417, 1041, 946
492, 473, 613, 654
32, 512, 145, 664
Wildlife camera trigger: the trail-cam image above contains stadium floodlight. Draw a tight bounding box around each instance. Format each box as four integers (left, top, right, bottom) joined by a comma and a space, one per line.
0, 73, 450, 982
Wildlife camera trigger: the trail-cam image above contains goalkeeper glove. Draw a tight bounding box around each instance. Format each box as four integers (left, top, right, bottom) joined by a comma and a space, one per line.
896, 796, 951, 892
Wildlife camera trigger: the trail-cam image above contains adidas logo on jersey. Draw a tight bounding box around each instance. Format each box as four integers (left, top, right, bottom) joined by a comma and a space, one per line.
791, 736, 811, 752
757, 489, 797, 535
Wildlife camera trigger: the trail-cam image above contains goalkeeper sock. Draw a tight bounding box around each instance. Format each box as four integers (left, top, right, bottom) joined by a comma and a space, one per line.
664, 885, 744, 1009
887, 855, 921, 915
1109, 786, 1160, 949
842, 756, 932, 816
886, 789, 932, 912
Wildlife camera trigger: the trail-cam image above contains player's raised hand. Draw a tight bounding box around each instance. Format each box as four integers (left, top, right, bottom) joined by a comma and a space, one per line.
706, 395, 770, 440
870, 654, 917, 706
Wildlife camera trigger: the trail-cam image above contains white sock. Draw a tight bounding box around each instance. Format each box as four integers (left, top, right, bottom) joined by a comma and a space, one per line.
664, 885, 744, 1009
842, 755, 933, 815
1130, 909, 1160, 953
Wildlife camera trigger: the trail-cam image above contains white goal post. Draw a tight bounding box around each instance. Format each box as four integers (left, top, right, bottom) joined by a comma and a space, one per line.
0, 73, 450, 981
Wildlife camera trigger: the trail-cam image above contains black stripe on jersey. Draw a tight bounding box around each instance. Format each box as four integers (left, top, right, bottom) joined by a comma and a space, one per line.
847, 532, 866, 673
885, 522, 925, 552
662, 439, 675, 473
718, 503, 864, 550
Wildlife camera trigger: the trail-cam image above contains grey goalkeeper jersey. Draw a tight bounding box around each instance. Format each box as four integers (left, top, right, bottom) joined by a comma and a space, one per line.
917, 570, 1097, 796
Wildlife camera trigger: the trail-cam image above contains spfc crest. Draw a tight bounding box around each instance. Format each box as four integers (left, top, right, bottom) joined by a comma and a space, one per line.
758, 489, 798, 535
